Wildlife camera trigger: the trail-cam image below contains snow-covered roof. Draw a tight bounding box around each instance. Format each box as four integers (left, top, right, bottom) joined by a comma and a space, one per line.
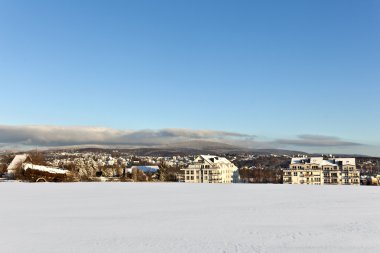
134, 166, 160, 173
335, 158, 356, 166
23, 163, 67, 174
198, 155, 230, 164
290, 157, 309, 164
290, 156, 354, 167
319, 160, 338, 167
7, 154, 31, 172
309, 157, 324, 164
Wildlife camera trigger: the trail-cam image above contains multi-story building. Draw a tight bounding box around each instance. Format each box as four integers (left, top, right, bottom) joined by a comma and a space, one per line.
182, 155, 239, 183
283, 157, 360, 185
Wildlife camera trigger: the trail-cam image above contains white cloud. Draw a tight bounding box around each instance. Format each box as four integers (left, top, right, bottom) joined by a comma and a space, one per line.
274, 134, 362, 147
0, 125, 254, 147
0, 125, 373, 155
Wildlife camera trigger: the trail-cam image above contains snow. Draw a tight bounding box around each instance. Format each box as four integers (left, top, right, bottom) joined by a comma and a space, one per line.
134, 165, 160, 173
6, 154, 29, 171
319, 160, 338, 167
198, 155, 231, 164
0, 183, 379, 253
23, 163, 67, 174
291, 157, 352, 168
290, 157, 308, 164
335, 158, 356, 165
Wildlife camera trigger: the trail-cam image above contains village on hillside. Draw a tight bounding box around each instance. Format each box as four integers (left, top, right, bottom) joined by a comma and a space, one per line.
1, 150, 379, 185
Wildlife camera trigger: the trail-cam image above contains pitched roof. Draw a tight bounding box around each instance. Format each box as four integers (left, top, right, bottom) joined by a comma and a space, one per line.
319, 160, 338, 167
7, 154, 31, 171
199, 155, 230, 164
23, 163, 67, 174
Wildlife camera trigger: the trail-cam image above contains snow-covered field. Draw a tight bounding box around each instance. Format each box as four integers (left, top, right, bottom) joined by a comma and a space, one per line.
0, 183, 379, 253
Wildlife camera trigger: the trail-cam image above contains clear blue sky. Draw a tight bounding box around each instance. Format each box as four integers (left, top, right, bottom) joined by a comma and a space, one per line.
0, 0, 379, 154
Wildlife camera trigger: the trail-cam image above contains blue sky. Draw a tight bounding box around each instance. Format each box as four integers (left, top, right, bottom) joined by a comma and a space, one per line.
0, 0, 379, 155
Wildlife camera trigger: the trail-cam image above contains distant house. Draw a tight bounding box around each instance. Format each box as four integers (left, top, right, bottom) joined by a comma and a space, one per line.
283, 157, 360, 185
6, 154, 69, 182
182, 155, 239, 183
370, 175, 380, 186
106, 156, 115, 166
22, 163, 69, 182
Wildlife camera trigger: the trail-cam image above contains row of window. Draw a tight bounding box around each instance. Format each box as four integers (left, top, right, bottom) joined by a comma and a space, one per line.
292, 172, 321, 176
185, 170, 234, 175
291, 166, 356, 171
185, 175, 227, 181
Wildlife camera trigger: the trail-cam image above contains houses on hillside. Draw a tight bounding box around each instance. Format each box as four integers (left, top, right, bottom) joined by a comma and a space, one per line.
182, 155, 239, 183
283, 157, 360, 185
2, 151, 379, 186
360, 174, 380, 186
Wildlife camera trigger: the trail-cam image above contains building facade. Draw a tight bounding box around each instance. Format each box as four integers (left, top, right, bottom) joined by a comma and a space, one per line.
182, 155, 239, 183
283, 157, 360, 185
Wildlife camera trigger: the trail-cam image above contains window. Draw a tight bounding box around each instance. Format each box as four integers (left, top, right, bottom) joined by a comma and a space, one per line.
186, 176, 190, 180
293, 172, 297, 176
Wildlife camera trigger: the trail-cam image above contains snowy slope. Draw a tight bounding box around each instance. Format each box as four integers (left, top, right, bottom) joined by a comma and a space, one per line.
0, 183, 379, 253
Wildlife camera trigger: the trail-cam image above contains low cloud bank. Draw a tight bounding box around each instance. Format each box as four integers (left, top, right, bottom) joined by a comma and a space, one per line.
275, 134, 361, 147
0, 125, 363, 151
0, 125, 253, 147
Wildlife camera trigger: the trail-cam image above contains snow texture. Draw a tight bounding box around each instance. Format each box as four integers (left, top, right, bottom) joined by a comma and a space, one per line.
0, 183, 379, 253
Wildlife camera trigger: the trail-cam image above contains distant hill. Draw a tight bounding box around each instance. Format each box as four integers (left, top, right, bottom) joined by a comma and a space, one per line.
158, 140, 248, 153
42, 140, 310, 157
249, 149, 309, 156
16, 139, 374, 158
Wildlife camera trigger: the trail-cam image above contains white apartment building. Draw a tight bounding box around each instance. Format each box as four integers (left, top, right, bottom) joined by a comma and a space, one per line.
182, 155, 239, 183
283, 157, 360, 185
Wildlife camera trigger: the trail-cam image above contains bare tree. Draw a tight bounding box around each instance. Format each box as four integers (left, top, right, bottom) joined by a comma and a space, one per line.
28, 151, 47, 165
0, 163, 7, 176
158, 162, 183, 182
